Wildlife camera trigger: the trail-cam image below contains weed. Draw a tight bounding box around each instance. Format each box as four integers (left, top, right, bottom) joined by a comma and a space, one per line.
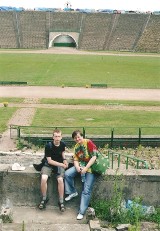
128, 225, 140, 231
16, 138, 25, 150
125, 197, 144, 228
90, 173, 159, 229
0, 211, 13, 223
146, 207, 160, 229
22, 221, 25, 231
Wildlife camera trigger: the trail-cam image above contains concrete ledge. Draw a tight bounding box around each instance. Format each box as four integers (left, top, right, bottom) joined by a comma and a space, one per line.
0, 164, 81, 208
0, 164, 160, 208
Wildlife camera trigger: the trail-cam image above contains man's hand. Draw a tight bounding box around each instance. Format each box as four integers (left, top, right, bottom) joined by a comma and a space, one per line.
63, 160, 68, 168
80, 167, 87, 174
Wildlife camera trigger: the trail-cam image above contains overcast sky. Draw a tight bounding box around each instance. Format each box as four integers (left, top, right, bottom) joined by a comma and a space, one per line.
0, 0, 160, 11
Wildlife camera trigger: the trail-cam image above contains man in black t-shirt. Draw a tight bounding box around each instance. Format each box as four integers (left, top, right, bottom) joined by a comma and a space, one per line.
38, 129, 68, 212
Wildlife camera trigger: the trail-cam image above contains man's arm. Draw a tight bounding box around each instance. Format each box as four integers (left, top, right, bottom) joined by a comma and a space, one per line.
47, 157, 67, 169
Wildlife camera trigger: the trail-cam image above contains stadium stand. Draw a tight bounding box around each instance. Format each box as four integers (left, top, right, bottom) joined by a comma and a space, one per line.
0, 11, 159, 52
106, 14, 149, 51
17, 11, 47, 49
135, 15, 160, 53
47, 12, 82, 32
0, 12, 18, 48
80, 13, 114, 50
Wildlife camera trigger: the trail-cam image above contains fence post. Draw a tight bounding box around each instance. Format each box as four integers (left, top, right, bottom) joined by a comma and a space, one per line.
111, 128, 114, 148
83, 127, 85, 138
126, 157, 129, 169
111, 152, 114, 169
17, 126, 20, 138
118, 154, 121, 168
138, 128, 141, 145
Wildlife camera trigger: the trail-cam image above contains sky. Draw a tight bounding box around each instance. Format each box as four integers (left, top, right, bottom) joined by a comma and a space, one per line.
0, 0, 160, 12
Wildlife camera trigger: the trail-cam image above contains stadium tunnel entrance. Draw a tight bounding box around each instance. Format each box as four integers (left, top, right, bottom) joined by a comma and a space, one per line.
49, 32, 79, 48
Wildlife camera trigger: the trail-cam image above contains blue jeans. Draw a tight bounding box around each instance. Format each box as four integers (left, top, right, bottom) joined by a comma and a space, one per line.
65, 166, 95, 215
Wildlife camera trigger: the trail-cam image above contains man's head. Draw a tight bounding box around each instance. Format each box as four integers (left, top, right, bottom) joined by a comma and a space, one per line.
72, 130, 84, 144
53, 129, 62, 146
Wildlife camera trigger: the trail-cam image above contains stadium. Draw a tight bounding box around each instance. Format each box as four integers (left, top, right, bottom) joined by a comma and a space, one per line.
0, 10, 160, 52
0, 6, 160, 230
0, 5, 160, 146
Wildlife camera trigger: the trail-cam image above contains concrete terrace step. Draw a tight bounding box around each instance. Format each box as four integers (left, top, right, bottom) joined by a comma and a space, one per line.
2, 206, 90, 231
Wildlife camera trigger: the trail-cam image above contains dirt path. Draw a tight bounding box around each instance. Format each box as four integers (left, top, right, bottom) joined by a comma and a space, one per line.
1, 47, 160, 57
1, 102, 160, 111
0, 86, 160, 101
0, 99, 39, 151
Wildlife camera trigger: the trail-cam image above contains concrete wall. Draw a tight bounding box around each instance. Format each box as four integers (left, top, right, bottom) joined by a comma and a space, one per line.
0, 165, 159, 208
93, 170, 160, 207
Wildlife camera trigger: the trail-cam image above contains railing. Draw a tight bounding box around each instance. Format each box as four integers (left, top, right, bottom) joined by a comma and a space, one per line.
108, 151, 149, 169
10, 125, 160, 148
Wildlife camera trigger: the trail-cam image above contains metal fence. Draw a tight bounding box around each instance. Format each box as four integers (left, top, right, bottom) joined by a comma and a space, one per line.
10, 125, 160, 148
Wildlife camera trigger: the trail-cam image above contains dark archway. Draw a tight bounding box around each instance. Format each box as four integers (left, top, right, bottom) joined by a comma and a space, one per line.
53, 35, 76, 47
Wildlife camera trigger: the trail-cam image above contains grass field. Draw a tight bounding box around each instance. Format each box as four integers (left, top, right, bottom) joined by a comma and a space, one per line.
0, 53, 160, 88
30, 108, 160, 135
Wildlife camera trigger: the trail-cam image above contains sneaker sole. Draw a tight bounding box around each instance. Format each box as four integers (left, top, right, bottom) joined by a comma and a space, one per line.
77, 216, 84, 220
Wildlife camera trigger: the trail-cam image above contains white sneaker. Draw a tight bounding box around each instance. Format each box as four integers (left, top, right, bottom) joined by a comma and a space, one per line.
65, 192, 78, 201
77, 213, 84, 220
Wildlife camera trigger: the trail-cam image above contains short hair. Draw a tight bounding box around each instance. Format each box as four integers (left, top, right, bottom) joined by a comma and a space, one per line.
53, 129, 62, 135
72, 130, 83, 139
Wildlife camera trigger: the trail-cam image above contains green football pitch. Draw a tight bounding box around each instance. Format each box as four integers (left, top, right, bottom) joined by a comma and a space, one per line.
0, 52, 159, 88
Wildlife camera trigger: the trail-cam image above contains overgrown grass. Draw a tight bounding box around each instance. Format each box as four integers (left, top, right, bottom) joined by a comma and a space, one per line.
0, 53, 159, 88
41, 98, 160, 106
0, 108, 17, 133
